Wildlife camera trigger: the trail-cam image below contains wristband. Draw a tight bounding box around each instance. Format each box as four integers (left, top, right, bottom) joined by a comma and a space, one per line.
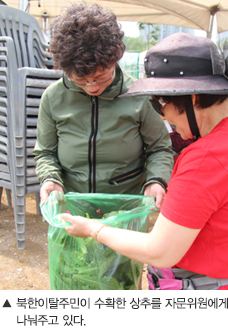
94, 224, 110, 242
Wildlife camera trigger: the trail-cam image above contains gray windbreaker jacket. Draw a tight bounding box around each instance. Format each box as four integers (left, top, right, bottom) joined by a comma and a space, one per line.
33, 66, 173, 194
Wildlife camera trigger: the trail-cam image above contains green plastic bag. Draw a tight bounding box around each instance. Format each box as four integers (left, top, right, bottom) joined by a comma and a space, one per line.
41, 191, 158, 290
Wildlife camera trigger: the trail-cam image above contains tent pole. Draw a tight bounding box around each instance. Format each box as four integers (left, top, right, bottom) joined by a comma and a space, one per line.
207, 14, 214, 39
19, 0, 29, 12
208, 5, 219, 39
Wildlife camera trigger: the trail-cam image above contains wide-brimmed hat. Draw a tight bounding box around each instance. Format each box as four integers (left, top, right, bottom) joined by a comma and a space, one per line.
121, 32, 228, 97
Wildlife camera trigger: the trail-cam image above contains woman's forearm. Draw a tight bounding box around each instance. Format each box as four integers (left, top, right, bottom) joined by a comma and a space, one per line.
96, 225, 158, 265
63, 212, 200, 269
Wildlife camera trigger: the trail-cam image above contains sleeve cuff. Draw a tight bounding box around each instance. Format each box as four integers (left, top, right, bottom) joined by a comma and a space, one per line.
142, 178, 167, 193
41, 176, 64, 187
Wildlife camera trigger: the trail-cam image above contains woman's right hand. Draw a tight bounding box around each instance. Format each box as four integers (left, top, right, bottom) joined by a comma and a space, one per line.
40, 181, 64, 204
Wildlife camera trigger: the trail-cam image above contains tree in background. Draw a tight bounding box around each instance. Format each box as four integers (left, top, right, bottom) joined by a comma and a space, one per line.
123, 35, 147, 52
137, 23, 160, 49
121, 23, 160, 79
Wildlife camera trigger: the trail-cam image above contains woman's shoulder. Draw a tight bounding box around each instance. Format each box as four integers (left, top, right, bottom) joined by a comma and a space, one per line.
177, 129, 228, 174
45, 77, 64, 93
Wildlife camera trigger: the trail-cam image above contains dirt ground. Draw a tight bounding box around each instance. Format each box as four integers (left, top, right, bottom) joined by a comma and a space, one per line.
0, 189, 159, 290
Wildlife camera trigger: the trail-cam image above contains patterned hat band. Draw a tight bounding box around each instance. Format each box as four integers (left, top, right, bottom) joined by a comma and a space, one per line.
145, 56, 214, 78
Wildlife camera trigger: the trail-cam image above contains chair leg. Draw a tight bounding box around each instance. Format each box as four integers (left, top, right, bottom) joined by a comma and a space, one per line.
11, 184, 26, 249
13, 136, 26, 249
8, 183, 26, 249
0, 187, 2, 210
0, 187, 12, 209
35, 192, 41, 215
6, 189, 12, 209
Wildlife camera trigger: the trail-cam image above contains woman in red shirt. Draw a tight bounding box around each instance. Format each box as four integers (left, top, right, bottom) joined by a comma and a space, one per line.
62, 32, 228, 290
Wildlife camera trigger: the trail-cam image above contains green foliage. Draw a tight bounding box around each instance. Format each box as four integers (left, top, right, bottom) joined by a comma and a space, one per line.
122, 23, 160, 52
123, 35, 147, 52
49, 227, 141, 290
44, 191, 157, 290
137, 23, 160, 49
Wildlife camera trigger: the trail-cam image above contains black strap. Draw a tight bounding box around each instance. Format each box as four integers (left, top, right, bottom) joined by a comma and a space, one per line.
185, 100, 200, 139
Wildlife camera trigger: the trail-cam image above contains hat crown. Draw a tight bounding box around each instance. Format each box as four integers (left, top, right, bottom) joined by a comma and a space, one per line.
120, 32, 228, 99
145, 32, 225, 77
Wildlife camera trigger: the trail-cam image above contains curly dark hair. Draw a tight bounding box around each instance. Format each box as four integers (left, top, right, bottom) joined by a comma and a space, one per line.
49, 2, 126, 77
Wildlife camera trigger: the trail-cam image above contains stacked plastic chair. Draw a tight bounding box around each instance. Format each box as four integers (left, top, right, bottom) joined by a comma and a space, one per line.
0, 5, 62, 249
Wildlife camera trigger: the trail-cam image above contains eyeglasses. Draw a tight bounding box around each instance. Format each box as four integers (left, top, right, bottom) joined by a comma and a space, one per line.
150, 98, 166, 116
69, 69, 115, 86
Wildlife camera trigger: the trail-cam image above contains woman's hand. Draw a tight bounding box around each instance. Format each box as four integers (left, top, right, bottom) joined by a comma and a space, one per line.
144, 183, 166, 209
62, 213, 103, 239
40, 181, 64, 204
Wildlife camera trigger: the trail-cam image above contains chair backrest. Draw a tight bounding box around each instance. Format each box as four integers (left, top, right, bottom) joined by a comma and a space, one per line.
0, 36, 17, 191
20, 68, 62, 195
0, 5, 53, 69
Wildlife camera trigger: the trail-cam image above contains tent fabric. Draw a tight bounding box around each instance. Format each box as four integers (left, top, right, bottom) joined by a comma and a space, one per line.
26, 0, 228, 37
102, 0, 228, 34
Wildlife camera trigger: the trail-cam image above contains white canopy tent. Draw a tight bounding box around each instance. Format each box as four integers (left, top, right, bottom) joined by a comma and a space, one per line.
99, 0, 228, 38
13, 0, 228, 39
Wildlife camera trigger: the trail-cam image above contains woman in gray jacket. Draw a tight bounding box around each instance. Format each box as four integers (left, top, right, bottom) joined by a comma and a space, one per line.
33, 2, 173, 208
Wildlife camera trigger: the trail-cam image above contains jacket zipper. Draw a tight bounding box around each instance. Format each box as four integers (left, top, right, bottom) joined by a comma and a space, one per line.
88, 96, 99, 192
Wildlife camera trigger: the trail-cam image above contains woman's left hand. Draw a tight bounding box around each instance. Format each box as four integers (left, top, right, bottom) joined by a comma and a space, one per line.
62, 213, 102, 239
144, 183, 166, 209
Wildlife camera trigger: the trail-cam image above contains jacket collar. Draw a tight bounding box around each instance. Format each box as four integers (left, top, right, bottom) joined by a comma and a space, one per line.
62, 65, 123, 100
